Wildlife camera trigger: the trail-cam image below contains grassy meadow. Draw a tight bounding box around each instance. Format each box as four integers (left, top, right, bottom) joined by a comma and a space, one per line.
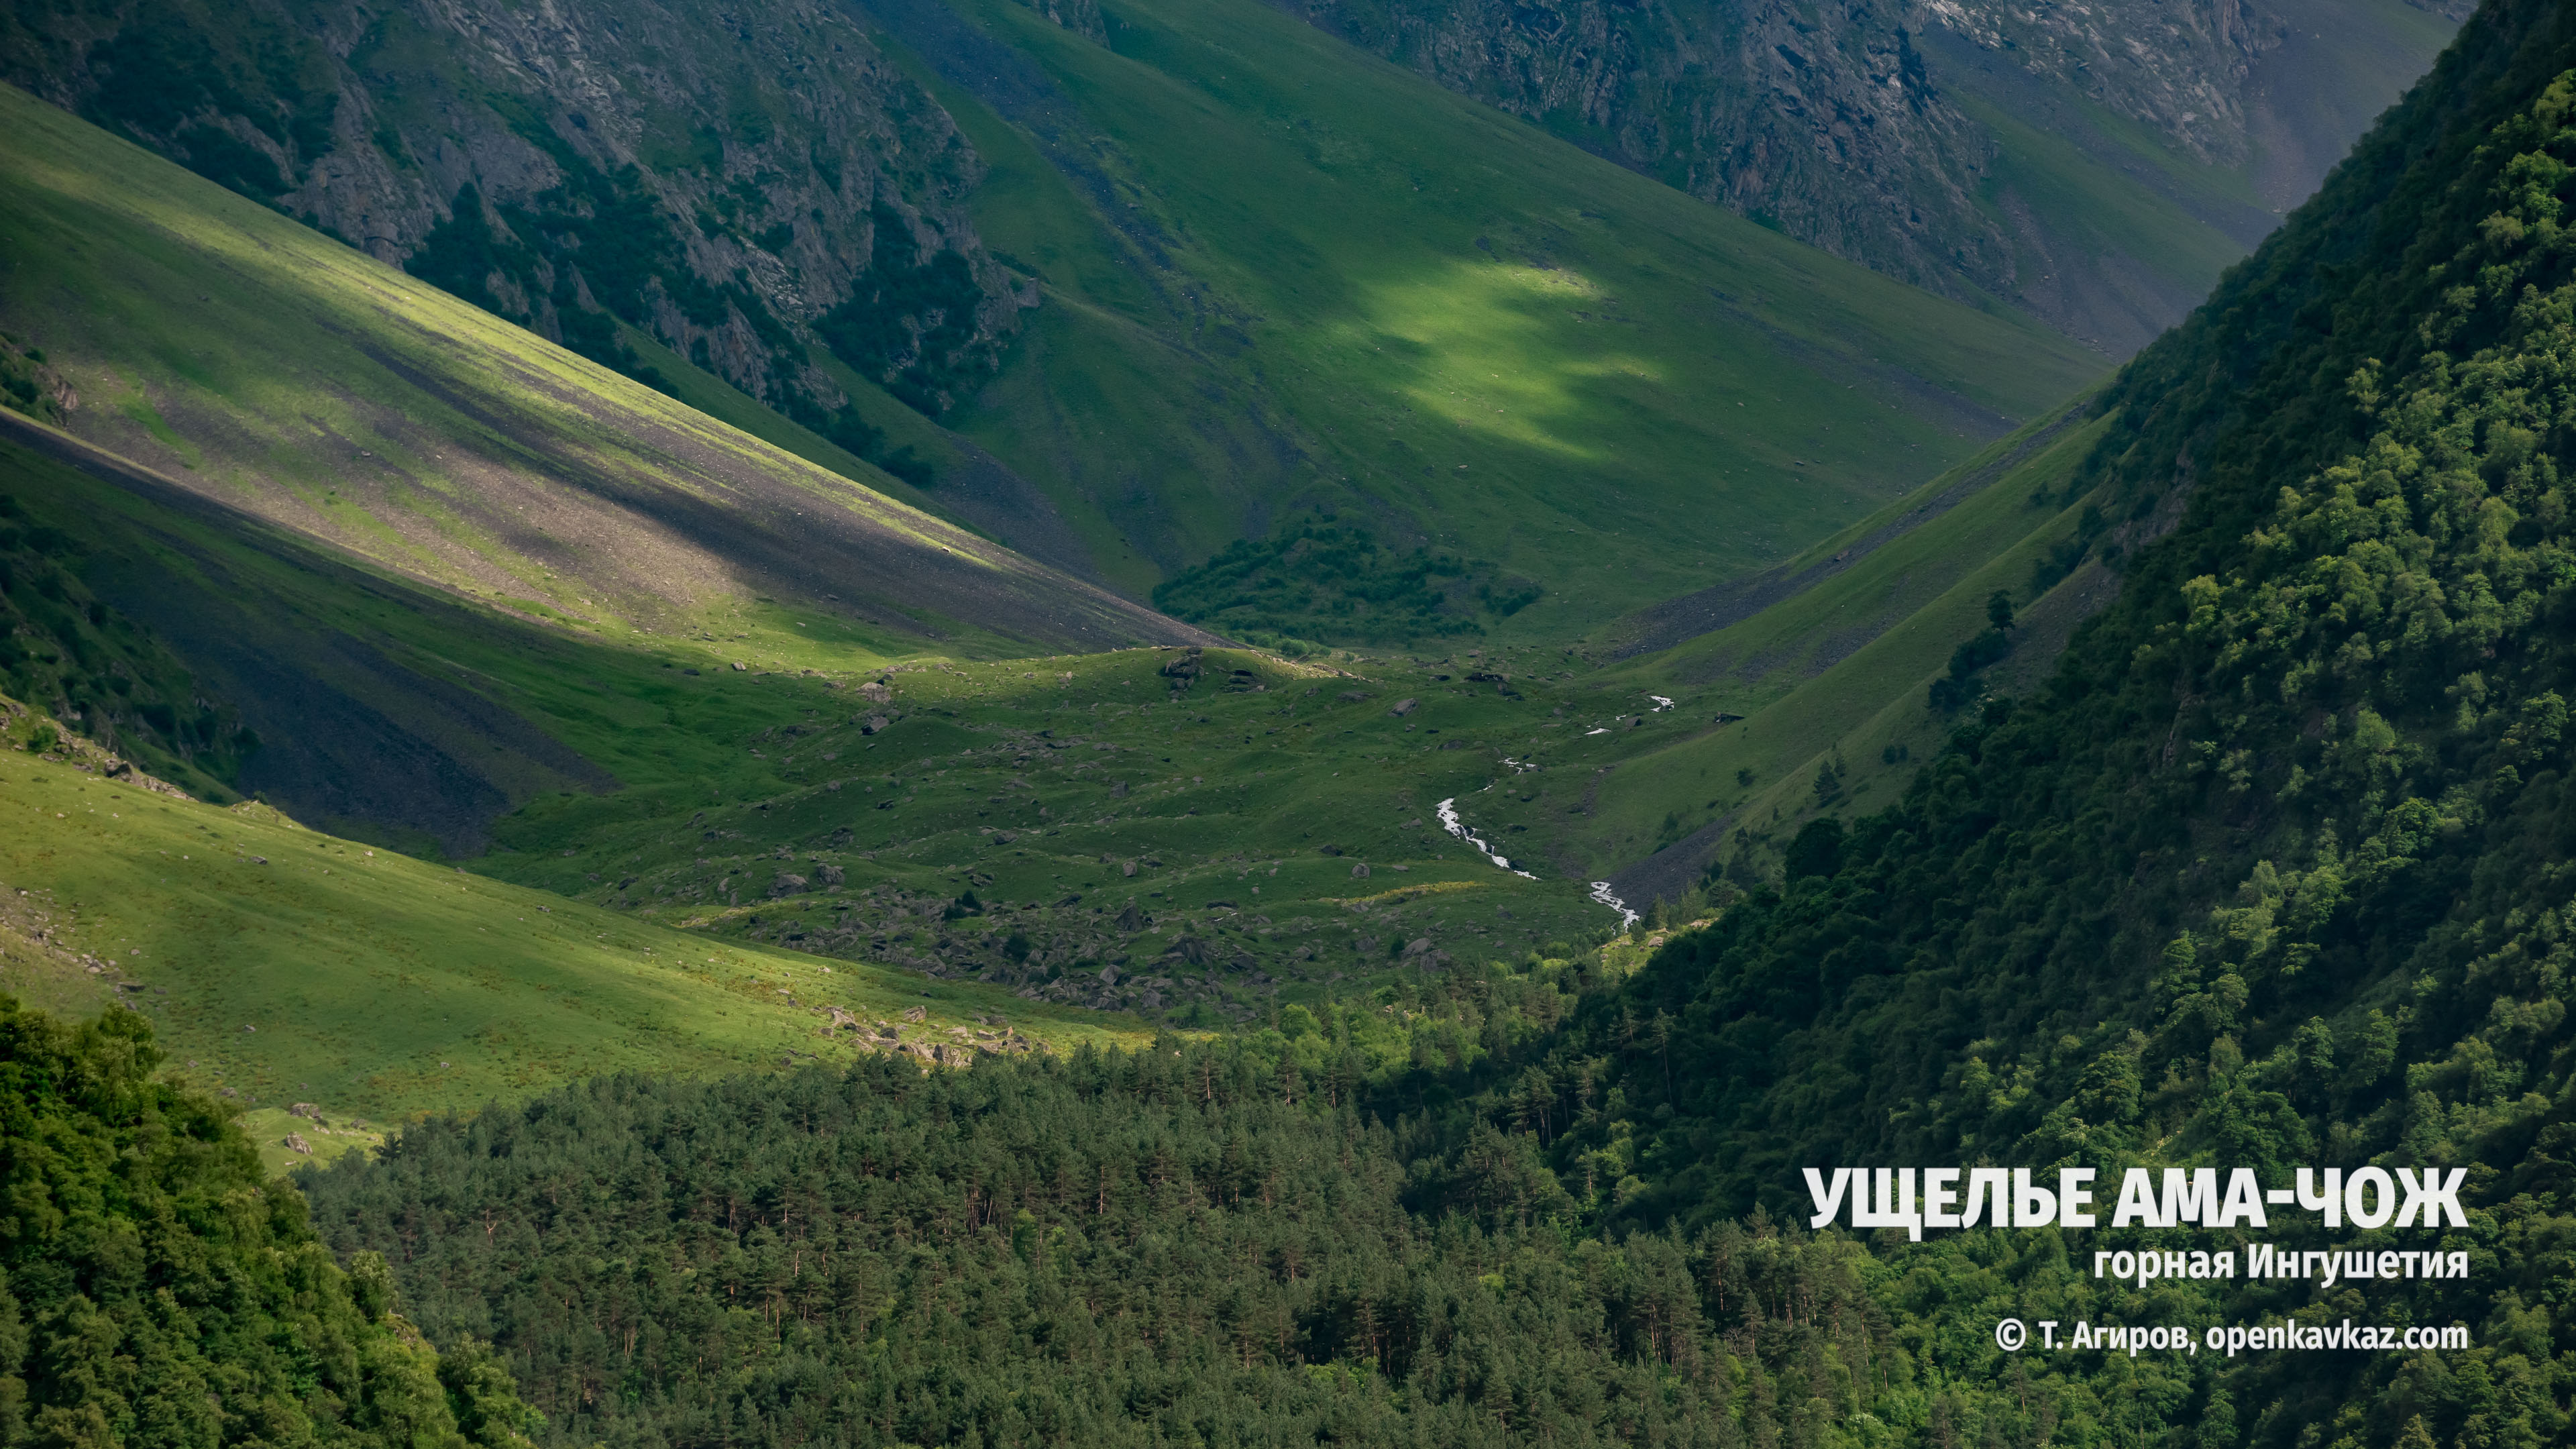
5, 345, 2129, 1066
890, 0, 2107, 623
5, 417, 1640, 1024
7, 353, 2147, 1143
1420, 403, 2129, 879
0, 747, 1150, 1161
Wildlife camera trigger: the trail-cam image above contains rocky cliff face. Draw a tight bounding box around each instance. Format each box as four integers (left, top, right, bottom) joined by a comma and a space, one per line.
0, 0, 1028, 426
1267, 0, 1990, 302
1927, 0, 2273, 163
1268, 0, 2461, 352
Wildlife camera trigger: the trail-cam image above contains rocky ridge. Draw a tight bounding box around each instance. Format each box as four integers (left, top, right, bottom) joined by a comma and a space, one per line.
1267, 0, 2463, 352
0, 0, 1027, 425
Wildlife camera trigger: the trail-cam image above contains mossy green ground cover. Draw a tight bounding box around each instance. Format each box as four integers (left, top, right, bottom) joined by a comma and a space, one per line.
0, 411, 1615, 958
9, 5, 2571, 1440
1187, 402, 2137, 882
0, 36, 2103, 658
3, 356, 2147, 1114
895, 0, 2106, 625
606, 322, 966, 521
0, 751, 1147, 1146
4, 415, 1634, 1021
0, 49, 2114, 733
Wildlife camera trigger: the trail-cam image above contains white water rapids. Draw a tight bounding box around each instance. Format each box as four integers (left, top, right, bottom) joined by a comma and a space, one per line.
1437, 792, 1638, 927
1589, 879, 1641, 929
1436, 691, 1677, 926
1435, 796, 1535, 878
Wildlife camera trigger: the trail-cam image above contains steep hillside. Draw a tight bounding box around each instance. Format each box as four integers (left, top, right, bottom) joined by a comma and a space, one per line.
27, 2, 2576, 1446
0, 482, 262, 800
0, 86, 1195, 661
309, 8, 2576, 1446
1269, 0, 2462, 354
1448, 0, 2576, 1440
880, 0, 2104, 624
0, 0, 1021, 441
0, 65, 2109, 989
1583, 0, 2576, 1188
471, 639, 1650, 1003
1484, 398, 2131, 898
0, 0, 2113, 639
0, 414, 1139, 852
4, 411, 1632, 998
0, 733, 1148, 1153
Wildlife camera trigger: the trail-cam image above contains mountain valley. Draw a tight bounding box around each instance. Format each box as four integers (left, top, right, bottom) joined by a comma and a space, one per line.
5, 0, 2574, 1445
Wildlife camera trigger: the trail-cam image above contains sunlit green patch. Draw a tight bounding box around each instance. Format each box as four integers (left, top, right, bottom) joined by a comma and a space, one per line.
1333, 261, 1668, 462
898, 0, 2105, 637
0, 750, 1150, 1130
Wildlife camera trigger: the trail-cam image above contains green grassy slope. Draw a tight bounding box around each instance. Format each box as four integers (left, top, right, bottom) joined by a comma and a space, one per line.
5, 427, 1668, 1120
0, 740, 1146, 1159
2, 323, 2162, 1076
1582, 495, 2108, 890
878, 0, 2106, 628
1601, 425, 2112, 872
1364, 402, 2125, 897
603, 322, 962, 526
260, 9, 2576, 1439
468, 641, 1641, 1006
1269, 0, 2455, 362
1955, 96, 2259, 352
1525, 13, 2576, 1438
5, 435, 1660, 1073
0, 83, 1188, 656
3, 286, 2121, 1013
5, 411, 1635, 1003
1593, 400, 2103, 665
0, 428, 949, 852
612, 324, 1122, 580
2243, 0, 2467, 213
0, 52, 2112, 958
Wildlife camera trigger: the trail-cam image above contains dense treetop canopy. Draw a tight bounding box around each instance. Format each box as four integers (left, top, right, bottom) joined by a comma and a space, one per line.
0, 998, 536, 1448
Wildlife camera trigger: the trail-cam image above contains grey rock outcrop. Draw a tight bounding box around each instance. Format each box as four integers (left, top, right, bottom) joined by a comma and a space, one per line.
1266, 0, 2459, 353
3, 0, 1027, 418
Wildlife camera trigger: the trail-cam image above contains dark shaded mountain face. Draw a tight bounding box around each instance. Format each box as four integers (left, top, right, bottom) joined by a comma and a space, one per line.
0, 0, 1025, 423
1265, 0, 2465, 354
